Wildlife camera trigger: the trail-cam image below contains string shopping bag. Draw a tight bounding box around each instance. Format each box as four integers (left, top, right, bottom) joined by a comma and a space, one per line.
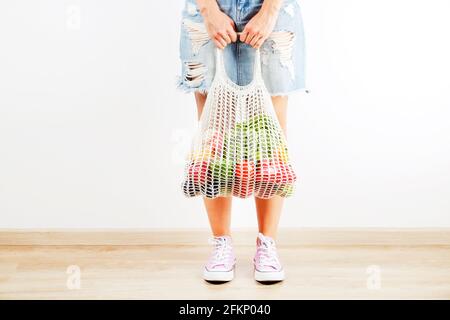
182, 48, 297, 199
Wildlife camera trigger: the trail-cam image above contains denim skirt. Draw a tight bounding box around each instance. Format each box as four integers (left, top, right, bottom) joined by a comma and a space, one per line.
178, 0, 306, 96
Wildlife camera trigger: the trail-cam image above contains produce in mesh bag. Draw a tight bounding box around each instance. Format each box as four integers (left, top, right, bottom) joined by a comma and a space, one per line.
182, 48, 297, 199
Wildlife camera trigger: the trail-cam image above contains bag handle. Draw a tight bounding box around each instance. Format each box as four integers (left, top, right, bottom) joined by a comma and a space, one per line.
215, 47, 262, 83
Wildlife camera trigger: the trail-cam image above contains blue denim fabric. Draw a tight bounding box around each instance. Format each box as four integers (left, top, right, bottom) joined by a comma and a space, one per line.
178, 0, 306, 95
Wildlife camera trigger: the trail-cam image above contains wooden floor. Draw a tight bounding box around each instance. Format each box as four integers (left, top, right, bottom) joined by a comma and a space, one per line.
0, 229, 449, 299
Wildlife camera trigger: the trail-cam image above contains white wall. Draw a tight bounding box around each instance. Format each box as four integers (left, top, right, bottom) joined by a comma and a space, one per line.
0, 0, 449, 228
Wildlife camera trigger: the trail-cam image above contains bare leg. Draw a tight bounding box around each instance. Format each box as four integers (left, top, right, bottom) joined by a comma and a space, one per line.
195, 92, 233, 237
254, 96, 288, 239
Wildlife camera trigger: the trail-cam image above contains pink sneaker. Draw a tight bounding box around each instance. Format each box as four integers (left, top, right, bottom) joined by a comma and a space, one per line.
254, 233, 285, 282
203, 235, 236, 282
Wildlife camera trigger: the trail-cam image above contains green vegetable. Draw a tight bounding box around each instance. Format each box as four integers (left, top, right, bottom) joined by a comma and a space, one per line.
279, 183, 295, 197
225, 115, 284, 162
208, 160, 234, 182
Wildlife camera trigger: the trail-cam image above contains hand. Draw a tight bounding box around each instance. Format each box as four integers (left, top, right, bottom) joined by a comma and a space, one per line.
198, 1, 238, 49
240, 5, 280, 49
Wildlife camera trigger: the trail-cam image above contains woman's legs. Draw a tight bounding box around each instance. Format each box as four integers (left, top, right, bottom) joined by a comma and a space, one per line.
195, 93, 288, 238
254, 96, 288, 239
204, 197, 232, 236
195, 92, 233, 237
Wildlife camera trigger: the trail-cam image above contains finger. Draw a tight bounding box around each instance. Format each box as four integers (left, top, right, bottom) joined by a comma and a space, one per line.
245, 32, 258, 45
250, 34, 262, 48
240, 29, 249, 42
229, 19, 236, 30
228, 29, 238, 42
214, 39, 225, 49
219, 32, 232, 44
226, 19, 237, 42
215, 35, 228, 48
255, 37, 265, 49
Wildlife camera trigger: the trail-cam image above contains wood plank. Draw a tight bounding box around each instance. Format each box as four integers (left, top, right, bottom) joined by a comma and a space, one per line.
0, 241, 449, 299
0, 229, 449, 299
0, 228, 449, 246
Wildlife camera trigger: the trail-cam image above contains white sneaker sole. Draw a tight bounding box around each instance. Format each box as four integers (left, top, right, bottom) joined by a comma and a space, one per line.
203, 268, 234, 282
254, 269, 285, 282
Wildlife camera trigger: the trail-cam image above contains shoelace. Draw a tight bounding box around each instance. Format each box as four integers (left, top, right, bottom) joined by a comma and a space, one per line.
257, 237, 280, 267
208, 237, 232, 266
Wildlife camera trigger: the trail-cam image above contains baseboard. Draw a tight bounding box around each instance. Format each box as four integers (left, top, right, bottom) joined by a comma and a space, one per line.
0, 228, 449, 246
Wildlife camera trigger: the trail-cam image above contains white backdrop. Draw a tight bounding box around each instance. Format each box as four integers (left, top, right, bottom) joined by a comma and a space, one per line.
0, 0, 449, 228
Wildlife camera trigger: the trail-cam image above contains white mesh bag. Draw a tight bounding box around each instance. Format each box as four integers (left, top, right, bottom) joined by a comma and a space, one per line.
182, 48, 297, 199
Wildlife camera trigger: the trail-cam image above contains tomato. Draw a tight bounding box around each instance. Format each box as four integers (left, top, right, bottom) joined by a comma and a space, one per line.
235, 160, 256, 181
187, 160, 209, 184
256, 159, 296, 184
232, 160, 255, 197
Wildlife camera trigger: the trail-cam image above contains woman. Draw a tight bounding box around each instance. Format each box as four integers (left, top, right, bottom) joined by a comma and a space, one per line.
178, 0, 306, 282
